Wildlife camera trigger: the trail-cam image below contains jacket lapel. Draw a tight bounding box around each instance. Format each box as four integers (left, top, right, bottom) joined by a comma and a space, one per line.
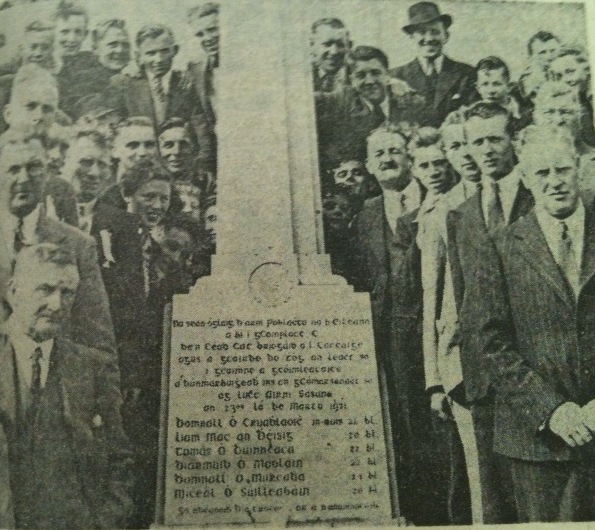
580, 202, 595, 291
510, 181, 535, 222
0, 335, 17, 429
434, 57, 463, 108
512, 212, 574, 308
367, 196, 388, 270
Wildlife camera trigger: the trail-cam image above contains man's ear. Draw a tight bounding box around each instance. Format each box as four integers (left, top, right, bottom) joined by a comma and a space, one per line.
444, 29, 450, 45
3, 104, 12, 126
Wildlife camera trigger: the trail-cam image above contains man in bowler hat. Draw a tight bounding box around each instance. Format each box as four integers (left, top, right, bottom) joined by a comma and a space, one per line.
392, 2, 475, 127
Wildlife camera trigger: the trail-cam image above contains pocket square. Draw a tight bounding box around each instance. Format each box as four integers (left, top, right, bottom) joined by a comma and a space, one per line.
92, 414, 103, 428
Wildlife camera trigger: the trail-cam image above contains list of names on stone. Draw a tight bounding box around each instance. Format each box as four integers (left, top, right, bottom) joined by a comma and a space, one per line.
163, 295, 392, 526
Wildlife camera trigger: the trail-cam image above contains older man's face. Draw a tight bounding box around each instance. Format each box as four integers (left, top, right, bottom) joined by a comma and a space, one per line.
366, 131, 410, 191
522, 140, 579, 218
0, 141, 46, 218
311, 24, 349, 74
8, 260, 79, 342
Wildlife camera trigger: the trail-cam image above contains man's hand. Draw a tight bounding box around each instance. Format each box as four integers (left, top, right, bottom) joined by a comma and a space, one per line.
549, 402, 592, 447
581, 399, 595, 432
430, 392, 451, 421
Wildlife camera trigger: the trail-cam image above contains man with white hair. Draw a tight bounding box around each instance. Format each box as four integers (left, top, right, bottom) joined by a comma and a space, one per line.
467, 125, 595, 521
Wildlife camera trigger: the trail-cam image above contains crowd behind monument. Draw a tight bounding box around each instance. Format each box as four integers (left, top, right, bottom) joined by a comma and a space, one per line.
0, 0, 595, 527
314, 1, 595, 527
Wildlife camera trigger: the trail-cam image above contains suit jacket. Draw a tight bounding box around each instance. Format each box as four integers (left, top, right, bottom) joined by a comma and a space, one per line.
90, 204, 145, 389
391, 56, 474, 127
43, 175, 79, 227
107, 69, 214, 165
470, 206, 595, 461
315, 86, 426, 164
0, 334, 132, 527
0, 420, 13, 528
0, 214, 116, 359
448, 182, 534, 402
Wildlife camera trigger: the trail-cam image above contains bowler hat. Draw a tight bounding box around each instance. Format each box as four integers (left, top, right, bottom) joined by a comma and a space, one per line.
402, 2, 452, 34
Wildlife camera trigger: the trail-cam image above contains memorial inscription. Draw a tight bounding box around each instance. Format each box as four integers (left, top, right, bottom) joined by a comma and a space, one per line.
162, 283, 392, 526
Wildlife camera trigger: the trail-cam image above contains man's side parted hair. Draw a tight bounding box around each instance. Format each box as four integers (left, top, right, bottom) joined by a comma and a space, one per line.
54, 0, 88, 25
92, 19, 127, 47
351, 45, 389, 70
136, 24, 175, 48
188, 3, 219, 22
527, 30, 559, 56
311, 17, 346, 34
463, 100, 515, 137
476, 56, 511, 82
407, 127, 443, 155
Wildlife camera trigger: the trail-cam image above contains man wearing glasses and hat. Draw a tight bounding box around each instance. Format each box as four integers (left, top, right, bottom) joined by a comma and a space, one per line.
392, 2, 475, 127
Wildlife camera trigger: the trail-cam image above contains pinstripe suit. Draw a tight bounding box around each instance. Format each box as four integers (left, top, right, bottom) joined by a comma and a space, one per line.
469, 205, 595, 521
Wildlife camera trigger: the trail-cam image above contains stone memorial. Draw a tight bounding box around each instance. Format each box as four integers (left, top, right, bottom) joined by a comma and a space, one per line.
156, 1, 397, 526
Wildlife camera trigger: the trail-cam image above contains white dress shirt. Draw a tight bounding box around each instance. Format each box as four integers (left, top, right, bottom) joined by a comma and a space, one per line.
481, 167, 521, 226
536, 200, 585, 276
417, 55, 444, 76
383, 179, 422, 233
77, 199, 97, 234
362, 94, 390, 119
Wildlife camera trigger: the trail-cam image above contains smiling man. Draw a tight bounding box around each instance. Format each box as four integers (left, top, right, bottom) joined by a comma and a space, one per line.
316, 45, 425, 164
310, 18, 351, 93
392, 2, 474, 127
107, 24, 210, 157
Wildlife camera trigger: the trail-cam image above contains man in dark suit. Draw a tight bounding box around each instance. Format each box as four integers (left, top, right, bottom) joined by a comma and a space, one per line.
0, 136, 116, 363
0, 243, 132, 529
316, 45, 426, 165
187, 3, 218, 124
64, 130, 145, 393
353, 124, 425, 523
448, 101, 535, 523
107, 24, 213, 164
310, 18, 351, 94
392, 2, 474, 127
467, 125, 595, 521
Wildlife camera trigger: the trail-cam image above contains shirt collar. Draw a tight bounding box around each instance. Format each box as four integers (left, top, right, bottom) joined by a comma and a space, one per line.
77, 199, 97, 218
536, 199, 585, 245
418, 55, 444, 75
2, 204, 41, 246
361, 94, 390, 118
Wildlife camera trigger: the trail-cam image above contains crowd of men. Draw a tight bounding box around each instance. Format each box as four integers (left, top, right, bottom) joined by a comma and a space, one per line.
0, 1, 219, 528
314, 1, 595, 526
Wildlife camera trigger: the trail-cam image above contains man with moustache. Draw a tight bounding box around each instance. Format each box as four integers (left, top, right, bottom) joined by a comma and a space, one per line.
310, 18, 351, 94
0, 135, 116, 377
468, 126, 595, 521
392, 2, 474, 127
353, 124, 424, 523
447, 101, 535, 523
316, 45, 425, 165
0, 243, 132, 529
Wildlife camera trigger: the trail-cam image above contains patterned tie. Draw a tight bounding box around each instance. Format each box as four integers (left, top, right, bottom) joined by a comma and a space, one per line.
151, 75, 167, 125
426, 58, 439, 104
487, 181, 505, 232
14, 217, 25, 254
558, 220, 579, 296
372, 102, 386, 128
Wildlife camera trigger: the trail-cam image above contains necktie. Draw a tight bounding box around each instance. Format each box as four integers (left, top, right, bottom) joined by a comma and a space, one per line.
372, 102, 386, 128
151, 75, 167, 125
142, 235, 159, 297
14, 217, 25, 254
558, 221, 579, 296
487, 181, 505, 232
29, 347, 43, 417
426, 59, 438, 104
